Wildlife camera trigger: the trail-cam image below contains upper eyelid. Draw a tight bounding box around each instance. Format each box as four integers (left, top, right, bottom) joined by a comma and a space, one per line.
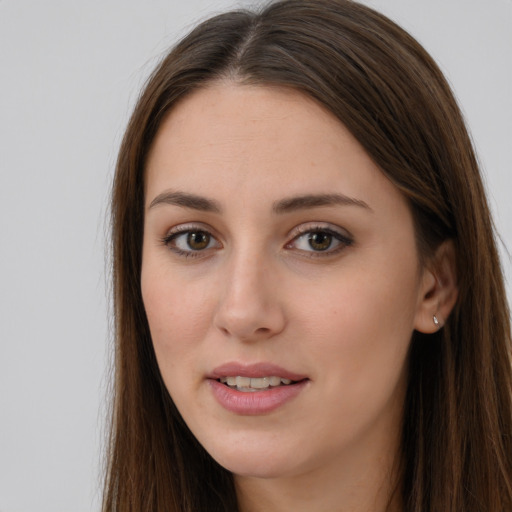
164, 222, 219, 237
162, 226, 221, 257
288, 222, 353, 239
161, 221, 353, 246
160, 223, 220, 247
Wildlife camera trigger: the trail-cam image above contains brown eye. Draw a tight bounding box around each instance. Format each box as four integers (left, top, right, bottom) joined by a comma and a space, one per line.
288, 226, 353, 256
164, 228, 220, 256
308, 232, 332, 251
187, 231, 210, 250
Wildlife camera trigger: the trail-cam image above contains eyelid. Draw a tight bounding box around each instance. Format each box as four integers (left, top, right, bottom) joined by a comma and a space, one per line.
163, 222, 213, 236
289, 221, 352, 237
285, 222, 354, 255
159, 221, 353, 258
161, 223, 222, 258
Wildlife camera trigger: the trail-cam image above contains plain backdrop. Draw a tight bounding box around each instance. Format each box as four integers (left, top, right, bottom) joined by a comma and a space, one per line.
0, 1, 510, 510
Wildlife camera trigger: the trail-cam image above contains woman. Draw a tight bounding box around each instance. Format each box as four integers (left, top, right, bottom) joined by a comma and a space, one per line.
103, 0, 512, 510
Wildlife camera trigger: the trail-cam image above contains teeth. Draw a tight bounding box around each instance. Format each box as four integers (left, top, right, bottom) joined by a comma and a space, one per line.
236, 376, 251, 388
219, 376, 295, 391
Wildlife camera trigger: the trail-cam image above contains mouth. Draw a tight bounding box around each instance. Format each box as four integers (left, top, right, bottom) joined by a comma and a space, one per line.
217, 375, 298, 392
209, 366, 309, 414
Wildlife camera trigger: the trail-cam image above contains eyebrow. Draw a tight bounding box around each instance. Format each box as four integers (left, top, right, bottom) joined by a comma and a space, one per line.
272, 193, 372, 214
148, 190, 371, 214
148, 191, 222, 213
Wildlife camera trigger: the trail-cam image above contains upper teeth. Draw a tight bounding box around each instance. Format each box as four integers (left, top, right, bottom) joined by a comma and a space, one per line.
219, 376, 293, 389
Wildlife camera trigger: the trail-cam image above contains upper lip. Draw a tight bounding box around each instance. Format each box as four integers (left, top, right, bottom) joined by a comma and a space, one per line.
209, 362, 308, 381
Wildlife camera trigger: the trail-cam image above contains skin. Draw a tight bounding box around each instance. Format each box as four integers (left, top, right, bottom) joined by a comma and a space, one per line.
141, 83, 449, 512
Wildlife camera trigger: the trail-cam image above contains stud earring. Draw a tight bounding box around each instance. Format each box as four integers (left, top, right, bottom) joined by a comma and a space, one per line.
433, 314, 440, 327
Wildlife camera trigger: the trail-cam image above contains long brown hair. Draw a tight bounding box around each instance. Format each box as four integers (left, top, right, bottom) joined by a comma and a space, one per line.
103, 1, 512, 510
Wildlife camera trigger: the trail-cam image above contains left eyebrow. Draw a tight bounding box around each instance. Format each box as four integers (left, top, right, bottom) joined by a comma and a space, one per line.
148, 190, 222, 213
272, 193, 373, 214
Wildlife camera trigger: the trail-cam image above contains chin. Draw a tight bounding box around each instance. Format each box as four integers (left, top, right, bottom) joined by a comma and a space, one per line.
218, 457, 298, 480
202, 435, 303, 479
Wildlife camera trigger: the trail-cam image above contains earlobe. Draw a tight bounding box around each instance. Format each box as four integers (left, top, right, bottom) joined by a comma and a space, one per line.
414, 240, 458, 334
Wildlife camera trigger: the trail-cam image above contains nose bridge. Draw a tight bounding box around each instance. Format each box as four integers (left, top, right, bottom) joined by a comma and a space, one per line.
213, 241, 285, 340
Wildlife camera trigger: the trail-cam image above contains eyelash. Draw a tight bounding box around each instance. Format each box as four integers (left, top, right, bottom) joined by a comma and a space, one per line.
161, 225, 221, 259
161, 224, 353, 259
287, 225, 354, 257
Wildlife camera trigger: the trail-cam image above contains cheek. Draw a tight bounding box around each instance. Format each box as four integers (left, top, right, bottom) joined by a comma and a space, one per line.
141, 260, 215, 369
141, 268, 217, 419
296, 260, 419, 337
298, 289, 413, 382
293, 258, 419, 396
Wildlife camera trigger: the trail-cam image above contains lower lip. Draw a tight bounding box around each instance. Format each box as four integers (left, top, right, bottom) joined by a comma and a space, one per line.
208, 379, 308, 415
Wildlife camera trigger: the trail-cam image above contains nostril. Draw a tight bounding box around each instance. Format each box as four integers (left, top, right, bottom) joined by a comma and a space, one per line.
213, 295, 286, 340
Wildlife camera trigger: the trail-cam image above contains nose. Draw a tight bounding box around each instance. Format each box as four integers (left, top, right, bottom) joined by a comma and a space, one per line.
213, 252, 286, 342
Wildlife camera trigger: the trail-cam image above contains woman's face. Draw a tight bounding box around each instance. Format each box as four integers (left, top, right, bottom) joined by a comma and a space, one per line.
141, 83, 431, 480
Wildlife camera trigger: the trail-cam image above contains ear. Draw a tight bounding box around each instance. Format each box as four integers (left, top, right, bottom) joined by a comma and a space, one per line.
414, 240, 458, 333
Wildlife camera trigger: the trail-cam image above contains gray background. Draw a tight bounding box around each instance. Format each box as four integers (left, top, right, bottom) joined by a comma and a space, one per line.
0, 0, 510, 510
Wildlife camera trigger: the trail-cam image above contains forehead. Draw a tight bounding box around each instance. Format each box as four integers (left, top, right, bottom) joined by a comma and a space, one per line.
147, 83, 350, 169
144, 82, 402, 215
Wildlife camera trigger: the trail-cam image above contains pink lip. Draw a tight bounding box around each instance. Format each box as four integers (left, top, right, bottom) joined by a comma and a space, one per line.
209, 362, 307, 381
207, 362, 309, 415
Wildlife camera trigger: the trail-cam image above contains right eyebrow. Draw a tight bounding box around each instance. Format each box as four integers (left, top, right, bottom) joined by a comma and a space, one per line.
148, 190, 222, 213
